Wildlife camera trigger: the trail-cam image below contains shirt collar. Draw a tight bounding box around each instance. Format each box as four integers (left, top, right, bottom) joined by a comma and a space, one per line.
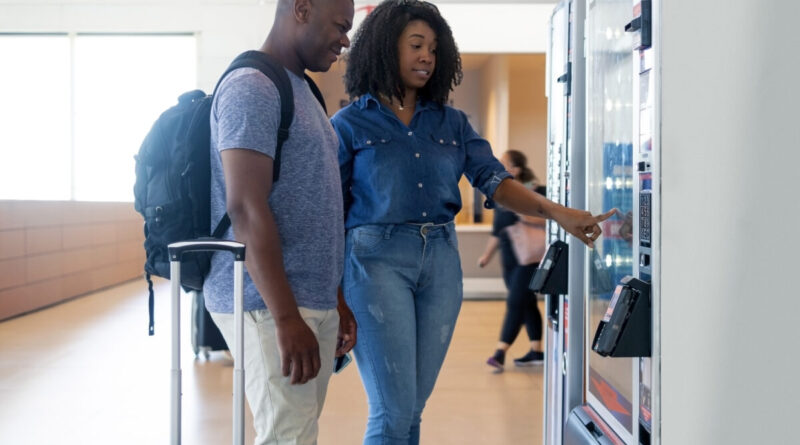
357, 93, 438, 112
356, 93, 379, 110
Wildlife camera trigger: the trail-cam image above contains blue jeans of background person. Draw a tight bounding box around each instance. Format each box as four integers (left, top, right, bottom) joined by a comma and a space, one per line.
344, 222, 463, 445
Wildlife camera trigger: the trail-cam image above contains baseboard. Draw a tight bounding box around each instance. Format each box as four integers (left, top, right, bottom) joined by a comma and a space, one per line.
463, 278, 506, 300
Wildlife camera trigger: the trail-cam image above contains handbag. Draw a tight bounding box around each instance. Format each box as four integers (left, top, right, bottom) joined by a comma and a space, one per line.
506, 220, 547, 266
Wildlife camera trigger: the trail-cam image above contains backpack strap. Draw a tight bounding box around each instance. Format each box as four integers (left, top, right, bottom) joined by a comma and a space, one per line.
146, 272, 155, 336
212, 213, 231, 239
208, 51, 295, 238
304, 74, 328, 115
214, 50, 295, 181
209, 51, 327, 239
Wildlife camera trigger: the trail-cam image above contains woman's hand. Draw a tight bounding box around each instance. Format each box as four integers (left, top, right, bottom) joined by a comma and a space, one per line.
478, 236, 499, 268
551, 207, 617, 248
493, 178, 615, 247
478, 253, 492, 268
336, 288, 357, 357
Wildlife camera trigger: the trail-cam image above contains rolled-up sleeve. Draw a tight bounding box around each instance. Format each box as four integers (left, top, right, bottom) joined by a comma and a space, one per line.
460, 114, 512, 209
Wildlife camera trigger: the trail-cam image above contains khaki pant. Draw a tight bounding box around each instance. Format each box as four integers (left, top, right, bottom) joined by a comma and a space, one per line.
211, 307, 339, 445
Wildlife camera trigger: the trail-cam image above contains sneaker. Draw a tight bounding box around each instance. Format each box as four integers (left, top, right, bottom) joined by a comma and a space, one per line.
513, 350, 544, 366
486, 350, 505, 372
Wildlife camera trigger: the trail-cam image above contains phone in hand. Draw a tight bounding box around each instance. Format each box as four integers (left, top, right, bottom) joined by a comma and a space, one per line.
333, 352, 352, 374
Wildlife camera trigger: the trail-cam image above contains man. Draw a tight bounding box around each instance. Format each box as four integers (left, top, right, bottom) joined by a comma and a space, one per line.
202, 0, 356, 443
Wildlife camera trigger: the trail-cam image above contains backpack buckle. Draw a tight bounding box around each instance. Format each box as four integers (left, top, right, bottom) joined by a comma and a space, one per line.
277, 128, 290, 141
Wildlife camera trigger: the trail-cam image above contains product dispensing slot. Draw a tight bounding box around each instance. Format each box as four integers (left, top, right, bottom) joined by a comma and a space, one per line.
564, 406, 621, 445
530, 240, 569, 295
591, 276, 651, 357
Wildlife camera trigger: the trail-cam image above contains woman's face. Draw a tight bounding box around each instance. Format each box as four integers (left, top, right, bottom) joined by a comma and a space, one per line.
396, 19, 437, 92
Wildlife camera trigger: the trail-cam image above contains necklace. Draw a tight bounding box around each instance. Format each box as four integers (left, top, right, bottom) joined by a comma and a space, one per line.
379, 94, 407, 111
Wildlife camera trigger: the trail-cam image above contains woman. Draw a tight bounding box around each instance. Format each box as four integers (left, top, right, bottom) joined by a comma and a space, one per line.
331, 1, 613, 443
478, 150, 547, 371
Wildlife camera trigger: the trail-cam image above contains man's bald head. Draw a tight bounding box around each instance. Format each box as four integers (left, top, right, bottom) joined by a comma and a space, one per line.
274, 0, 353, 21
263, 0, 354, 74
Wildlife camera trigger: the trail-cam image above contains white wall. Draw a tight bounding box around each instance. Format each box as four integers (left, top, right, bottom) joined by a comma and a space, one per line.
480, 54, 510, 154
450, 67, 484, 133
508, 54, 547, 182
660, 0, 800, 443
437, 3, 553, 53
0, 1, 555, 91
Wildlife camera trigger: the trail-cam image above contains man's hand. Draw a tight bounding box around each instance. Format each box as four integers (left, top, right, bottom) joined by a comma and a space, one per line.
336, 293, 357, 357
552, 207, 617, 248
275, 316, 320, 385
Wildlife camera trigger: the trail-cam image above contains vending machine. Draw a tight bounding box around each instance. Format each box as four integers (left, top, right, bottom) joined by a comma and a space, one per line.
541, 1, 586, 444
563, 0, 656, 443
551, 0, 800, 443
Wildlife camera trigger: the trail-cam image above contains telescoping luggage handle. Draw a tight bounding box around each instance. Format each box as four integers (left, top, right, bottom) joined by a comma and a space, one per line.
168, 240, 246, 445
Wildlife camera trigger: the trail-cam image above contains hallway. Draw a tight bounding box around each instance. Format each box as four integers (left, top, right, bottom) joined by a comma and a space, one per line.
0, 279, 544, 444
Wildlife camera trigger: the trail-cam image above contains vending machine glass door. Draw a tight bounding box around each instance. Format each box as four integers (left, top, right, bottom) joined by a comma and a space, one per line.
585, 0, 636, 439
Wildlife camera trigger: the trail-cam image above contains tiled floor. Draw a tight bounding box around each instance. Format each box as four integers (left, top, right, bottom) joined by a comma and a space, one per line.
0, 279, 544, 444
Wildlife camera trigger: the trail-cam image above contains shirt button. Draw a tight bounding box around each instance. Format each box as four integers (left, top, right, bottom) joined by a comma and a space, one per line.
422, 212, 427, 217
408, 131, 413, 136
381, 139, 387, 143
452, 140, 458, 145
418, 183, 423, 188
366, 140, 372, 145
415, 153, 420, 158
439, 139, 444, 144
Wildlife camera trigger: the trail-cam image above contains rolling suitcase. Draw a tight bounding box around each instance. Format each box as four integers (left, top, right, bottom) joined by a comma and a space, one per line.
168, 240, 247, 445
191, 290, 229, 359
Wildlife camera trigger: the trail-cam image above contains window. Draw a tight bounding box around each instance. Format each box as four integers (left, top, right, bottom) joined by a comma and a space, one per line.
0, 35, 72, 200
0, 33, 196, 202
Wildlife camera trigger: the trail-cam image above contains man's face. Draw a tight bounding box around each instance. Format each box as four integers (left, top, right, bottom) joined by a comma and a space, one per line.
301, 0, 353, 72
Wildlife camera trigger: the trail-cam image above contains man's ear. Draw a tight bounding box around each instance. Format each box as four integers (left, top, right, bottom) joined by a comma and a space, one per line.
293, 0, 312, 24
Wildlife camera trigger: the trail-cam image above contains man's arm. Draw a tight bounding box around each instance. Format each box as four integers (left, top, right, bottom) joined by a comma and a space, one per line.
221, 148, 320, 385
492, 178, 616, 248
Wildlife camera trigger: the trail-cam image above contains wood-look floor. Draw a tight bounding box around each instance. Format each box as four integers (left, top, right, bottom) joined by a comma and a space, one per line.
0, 279, 544, 444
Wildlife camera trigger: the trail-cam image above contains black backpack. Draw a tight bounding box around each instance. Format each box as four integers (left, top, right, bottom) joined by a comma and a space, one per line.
133, 50, 326, 335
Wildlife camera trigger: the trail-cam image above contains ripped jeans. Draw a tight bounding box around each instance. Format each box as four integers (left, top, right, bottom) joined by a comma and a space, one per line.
343, 222, 463, 445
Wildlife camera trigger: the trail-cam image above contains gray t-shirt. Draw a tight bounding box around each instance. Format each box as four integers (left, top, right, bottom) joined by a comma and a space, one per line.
203, 67, 344, 313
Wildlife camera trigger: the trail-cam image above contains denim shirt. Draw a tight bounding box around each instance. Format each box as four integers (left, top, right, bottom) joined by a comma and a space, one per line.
331, 94, 512, 229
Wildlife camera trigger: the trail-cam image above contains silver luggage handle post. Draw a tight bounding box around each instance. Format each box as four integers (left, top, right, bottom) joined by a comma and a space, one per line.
169, 259, 181, 445
232, 259, 245, 445
168, 240, 247, 445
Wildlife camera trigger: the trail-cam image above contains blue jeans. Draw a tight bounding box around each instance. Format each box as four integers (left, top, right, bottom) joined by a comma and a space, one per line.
344, 222, 463, 445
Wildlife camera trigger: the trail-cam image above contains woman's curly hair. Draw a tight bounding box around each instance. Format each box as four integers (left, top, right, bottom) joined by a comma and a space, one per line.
344, 0, 463, 106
